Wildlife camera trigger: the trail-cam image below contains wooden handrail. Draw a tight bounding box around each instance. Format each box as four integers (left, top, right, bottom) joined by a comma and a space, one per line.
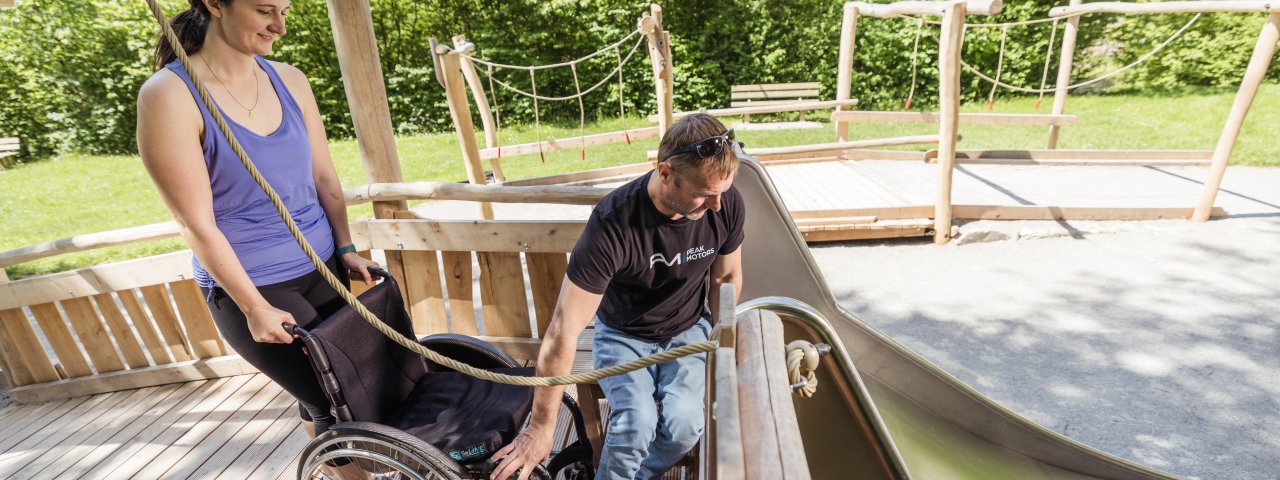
1051, 1, 1274, 17
0, 183, 610, 269
849, 0, 1002, 18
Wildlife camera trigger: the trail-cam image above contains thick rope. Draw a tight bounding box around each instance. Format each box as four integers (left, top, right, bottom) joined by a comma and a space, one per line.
462, 29, 642, 71
931, 13, 1200, 94
987, 24, 1008, 111
144, 0, 716, 387
476, 36, 645, 102
1035, 18, 1061, 109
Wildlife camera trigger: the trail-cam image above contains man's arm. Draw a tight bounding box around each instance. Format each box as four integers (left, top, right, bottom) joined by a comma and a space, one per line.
708, 248, 744, 320
491, 278, 602, 480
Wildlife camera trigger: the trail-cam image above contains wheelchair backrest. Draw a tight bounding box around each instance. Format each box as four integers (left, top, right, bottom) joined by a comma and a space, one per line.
303, 276, 427, 424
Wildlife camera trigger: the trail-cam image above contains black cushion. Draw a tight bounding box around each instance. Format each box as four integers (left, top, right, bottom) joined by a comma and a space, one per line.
387, 367, 535, 464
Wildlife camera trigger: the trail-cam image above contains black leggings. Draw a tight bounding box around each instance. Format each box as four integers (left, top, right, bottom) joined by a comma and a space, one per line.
203, 255, 350, 436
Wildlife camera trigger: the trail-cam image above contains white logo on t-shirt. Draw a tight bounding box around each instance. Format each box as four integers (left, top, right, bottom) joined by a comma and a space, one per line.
649, 245, 715, 269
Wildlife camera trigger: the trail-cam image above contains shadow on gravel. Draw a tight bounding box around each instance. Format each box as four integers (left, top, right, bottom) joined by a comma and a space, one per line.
814, 233, 1280, 480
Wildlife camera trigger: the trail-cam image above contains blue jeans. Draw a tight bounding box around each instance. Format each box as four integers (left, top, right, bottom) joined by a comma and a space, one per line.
593, 314, 710, 480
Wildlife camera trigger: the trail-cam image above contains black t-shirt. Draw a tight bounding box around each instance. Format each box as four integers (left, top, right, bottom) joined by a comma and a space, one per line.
566, 170, 745, 341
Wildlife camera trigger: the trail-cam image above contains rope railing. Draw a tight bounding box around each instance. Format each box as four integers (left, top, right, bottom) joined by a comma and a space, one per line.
467, 36, 646, 102
918, 13, 1201, 94
460, 28, 643, 71
143, 0, 715, 387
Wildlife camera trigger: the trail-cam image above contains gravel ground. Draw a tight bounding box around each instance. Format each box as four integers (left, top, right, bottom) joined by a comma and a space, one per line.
811, 216, 1280, 480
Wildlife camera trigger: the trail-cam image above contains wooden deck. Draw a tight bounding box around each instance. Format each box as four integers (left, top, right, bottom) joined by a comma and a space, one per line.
0, 373, 307, 480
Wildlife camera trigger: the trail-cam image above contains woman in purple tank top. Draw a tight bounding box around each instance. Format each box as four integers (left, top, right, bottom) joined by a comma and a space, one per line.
135, 0, 378, 451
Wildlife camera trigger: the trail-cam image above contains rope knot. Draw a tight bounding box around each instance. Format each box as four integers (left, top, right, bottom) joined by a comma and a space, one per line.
786, 340, 822, 398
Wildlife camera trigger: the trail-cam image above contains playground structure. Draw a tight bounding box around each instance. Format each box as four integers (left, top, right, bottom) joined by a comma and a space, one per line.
0, 1, 1277, 478
434, 0, 1278, 244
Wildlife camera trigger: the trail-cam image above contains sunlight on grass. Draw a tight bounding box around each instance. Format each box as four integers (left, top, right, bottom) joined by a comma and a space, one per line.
2, 86, 1277, 278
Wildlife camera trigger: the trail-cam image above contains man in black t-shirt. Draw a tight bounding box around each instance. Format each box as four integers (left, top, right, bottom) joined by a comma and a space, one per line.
492, 114, 745, 480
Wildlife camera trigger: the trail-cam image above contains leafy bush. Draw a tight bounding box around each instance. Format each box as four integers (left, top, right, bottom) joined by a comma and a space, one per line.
0, 0, 1274, 163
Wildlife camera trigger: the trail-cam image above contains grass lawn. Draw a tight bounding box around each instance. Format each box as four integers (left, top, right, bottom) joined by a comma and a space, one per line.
2, 86, 1278, 278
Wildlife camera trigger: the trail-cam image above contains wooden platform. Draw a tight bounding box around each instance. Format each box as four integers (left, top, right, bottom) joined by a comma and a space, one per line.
0, 373, 307, 480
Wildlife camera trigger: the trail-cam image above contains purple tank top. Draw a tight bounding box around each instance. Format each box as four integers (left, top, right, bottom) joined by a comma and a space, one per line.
167, 57, 334, 288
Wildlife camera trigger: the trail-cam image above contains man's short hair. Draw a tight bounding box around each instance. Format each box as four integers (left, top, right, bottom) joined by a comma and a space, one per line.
656, 113, 739, 182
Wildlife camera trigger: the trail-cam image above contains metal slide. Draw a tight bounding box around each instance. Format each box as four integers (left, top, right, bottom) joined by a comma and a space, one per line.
731, 156, 1179, 480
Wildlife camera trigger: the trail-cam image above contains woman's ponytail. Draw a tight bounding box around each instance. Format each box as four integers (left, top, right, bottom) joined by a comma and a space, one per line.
152, 0, 218, 70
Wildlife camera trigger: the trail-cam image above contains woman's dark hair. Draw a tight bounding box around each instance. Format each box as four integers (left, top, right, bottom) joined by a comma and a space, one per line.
153, 0, 225, 70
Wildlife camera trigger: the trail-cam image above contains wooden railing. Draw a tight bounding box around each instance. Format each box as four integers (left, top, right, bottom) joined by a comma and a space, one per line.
0, 183, 612, 403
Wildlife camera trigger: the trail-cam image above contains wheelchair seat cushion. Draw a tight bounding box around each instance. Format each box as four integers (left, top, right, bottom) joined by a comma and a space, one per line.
387, 366, 535, 464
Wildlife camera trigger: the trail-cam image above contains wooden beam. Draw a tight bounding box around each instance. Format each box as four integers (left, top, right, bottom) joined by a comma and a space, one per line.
932, 149, 1214, 161
952, 205, 1229, 221
435, 44, 495, 220
478, 127, 660, 160
349, 219, 587, 254
502, 162, 654, 187
345, 182, 611, 206
653, 100, 859, 122
1051, 1, 1275, 17
836, 3, 860, 142
830, 111, 1076, 126
1048, 0, 1082, 149
801, 226, 931, 243
713, 347, 745, 479
850, 0, 1002, 18
647, 135, 940, 161
7, 355, 257, 404
453, 35, 503, 182
0, 222, 179, 269
325, 0, 407, 219
923, 149, 1213, 166
1195, 12, 1280, 221
641, 5, 674, 135
935, 2, 966, 244
793, 206, 935, 221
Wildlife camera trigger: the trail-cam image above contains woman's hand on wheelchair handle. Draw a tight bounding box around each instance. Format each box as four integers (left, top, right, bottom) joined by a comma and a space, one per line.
491, 426, 552, 480
341, 251, 380, 286
245, 304, 297, 344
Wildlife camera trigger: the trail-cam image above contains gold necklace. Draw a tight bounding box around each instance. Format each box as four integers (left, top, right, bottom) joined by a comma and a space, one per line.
200, 56, 261, 118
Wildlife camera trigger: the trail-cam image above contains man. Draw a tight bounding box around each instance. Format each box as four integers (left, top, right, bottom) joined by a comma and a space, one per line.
491, 113, 745, 480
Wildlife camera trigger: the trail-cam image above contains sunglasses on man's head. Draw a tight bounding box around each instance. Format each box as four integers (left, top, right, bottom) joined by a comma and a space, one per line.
663, 129, 739, 162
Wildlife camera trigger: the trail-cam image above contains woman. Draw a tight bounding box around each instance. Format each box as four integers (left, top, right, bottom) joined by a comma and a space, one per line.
136, 0, 377, 441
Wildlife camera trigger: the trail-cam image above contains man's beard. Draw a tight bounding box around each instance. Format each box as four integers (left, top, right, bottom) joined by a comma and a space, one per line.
664, 196, 707, 220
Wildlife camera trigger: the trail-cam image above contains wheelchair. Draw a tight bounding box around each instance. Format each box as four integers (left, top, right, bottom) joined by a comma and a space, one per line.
288, 270, 594, 480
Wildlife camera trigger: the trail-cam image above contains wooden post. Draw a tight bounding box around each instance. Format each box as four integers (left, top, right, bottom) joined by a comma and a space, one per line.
1194, 12, 1280, 222
642, 5, 675, 136
434, 42, 495, 220
1047, 0, 1082, 149
934, 2, 966, 244
836, 3, 860, 142
0, 269, 8, 283
453, 35, 505, 183
326, 0, 409, 288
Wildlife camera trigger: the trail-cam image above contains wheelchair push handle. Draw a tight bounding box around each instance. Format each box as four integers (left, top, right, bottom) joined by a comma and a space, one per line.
281, 267, 394, 338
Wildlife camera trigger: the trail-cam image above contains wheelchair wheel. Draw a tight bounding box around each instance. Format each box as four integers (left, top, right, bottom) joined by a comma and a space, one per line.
298, 422, 467, 480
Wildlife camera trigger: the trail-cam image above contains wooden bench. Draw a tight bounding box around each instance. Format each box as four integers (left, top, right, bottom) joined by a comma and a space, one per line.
731, 82, 822, 124
0, 138, 19, 165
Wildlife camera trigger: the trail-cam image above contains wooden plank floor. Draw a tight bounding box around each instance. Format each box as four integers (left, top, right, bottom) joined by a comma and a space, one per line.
0, 373, 306, 480
0, 365, 603, 480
